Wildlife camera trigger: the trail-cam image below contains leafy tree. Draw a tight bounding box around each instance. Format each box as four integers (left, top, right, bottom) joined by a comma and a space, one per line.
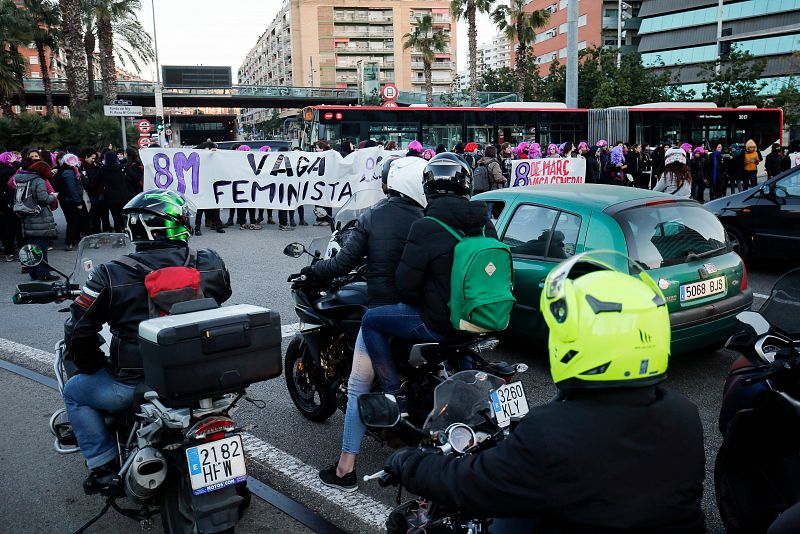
492, 0, 549, 101
403, 14, 448, 107
451, 0, 495, 106
700, 46, 767, 108
772, 79, 800, 135
24, 0, 61, 116
477, 66, 515, 93
0, 0, 32, 115
363, 87, 382, 106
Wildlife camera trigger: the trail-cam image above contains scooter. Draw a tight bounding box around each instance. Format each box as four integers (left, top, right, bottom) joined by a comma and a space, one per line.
715, 268, 800, 534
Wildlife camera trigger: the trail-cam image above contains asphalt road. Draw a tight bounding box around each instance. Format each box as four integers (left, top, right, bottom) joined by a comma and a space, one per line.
0, 209, 794, 533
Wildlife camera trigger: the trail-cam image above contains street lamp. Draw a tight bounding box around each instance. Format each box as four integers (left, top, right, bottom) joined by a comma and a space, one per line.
151, 0, 165, 146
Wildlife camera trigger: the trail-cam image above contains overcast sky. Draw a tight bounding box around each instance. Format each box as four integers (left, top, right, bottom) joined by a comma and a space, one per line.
133, 1, 496, 82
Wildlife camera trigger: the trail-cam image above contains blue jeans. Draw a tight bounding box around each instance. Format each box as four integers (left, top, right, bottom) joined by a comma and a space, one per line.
360, 303, 443, 396
341, 329, 374, 455
28, 236, 51, 278
62, 368, 135, 468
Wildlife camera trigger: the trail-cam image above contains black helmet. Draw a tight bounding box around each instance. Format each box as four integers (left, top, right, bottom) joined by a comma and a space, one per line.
422, 152, 473, 199
381, 154, 402, 185
123, 189, 194, 243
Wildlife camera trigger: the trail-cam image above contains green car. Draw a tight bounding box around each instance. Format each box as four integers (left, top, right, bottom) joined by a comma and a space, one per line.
476, 184, 753, 355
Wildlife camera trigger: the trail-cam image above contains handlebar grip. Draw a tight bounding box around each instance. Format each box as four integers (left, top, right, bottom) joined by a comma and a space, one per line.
13, 290, 59, 304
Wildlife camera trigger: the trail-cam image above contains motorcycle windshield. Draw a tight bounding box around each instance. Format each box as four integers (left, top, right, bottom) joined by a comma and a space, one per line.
70, 233, 134, 288
759, 267, 800, 338
333, 189, 385, 230
423, 370, 506, 433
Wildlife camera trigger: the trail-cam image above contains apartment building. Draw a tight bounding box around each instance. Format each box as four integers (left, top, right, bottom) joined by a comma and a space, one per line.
457, 33, 512, 90
238, 0, 456, 128
637, 0, 800, 96
524, 0, 643, 69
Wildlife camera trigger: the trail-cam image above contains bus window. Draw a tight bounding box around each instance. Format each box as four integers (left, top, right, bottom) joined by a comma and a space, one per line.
467, 125, 493, 145
369, 123, 418, 148
499, 125, 536, 145
423, 125, 462, 149
318, 123, 342, 143
690, 123, 726, 148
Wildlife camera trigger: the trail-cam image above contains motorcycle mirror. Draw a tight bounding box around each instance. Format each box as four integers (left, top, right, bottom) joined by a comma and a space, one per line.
358, 393, 401, 428
283, 243, 306, 258
736, 311, 770, 337
18, 244, 44, 267
761, 184, 772, 197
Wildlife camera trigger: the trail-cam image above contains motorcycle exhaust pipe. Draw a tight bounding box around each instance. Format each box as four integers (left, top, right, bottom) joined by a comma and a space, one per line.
124, 447, 168, 503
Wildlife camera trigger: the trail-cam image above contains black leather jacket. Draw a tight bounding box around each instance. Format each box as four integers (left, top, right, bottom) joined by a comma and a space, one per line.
64, 242, 232, 383
397, 386, 706, 533
311, 194, 423, 306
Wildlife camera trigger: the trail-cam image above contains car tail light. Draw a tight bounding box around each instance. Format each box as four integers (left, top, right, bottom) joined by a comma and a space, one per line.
645, 199, 675, 207
187, 416, 236, 441
741, 263, 748, 290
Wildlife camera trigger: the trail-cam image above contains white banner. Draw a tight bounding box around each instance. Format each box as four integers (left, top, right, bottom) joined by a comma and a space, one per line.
140, 147, 402, 209
510, 158, 586, 187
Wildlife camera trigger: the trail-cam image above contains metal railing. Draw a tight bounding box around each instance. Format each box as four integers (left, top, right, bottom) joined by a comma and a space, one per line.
396, 90, 518, 107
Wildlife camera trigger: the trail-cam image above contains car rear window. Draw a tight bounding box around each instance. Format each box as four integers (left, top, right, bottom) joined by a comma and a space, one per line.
614, 202, 728, 269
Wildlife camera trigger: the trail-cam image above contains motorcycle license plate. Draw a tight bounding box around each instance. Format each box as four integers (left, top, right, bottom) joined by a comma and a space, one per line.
490, 381, 529, 428
680, 277, 726, 302
185, 435, 246, 495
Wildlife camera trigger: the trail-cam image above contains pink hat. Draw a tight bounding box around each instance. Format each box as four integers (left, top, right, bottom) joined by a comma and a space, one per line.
0, 152, 17, 166
692, 146, 705, 155
528, 142, 542, 159
596, 139, 608, 147
61, 153, 80, 167
258, 145, 271, 152
236, 145, 252, 151
577, 141, 589, 152
680, 142, 692, 155
517, 141, 530, 152
408, 140, 423, 152
547, 143, 559, 154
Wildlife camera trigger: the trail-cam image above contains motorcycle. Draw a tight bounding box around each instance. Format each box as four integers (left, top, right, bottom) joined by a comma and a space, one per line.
13, 233, 282, 534
282, 190, 524, 428
715, 267, 800, 534
360, 369, 531, 533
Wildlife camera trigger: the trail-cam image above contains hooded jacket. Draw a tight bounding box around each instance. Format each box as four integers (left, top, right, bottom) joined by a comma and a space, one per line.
311, 194, 423, 306
64, 242, 232, 383
396, 195, 496, 338
13, 169, 58, 237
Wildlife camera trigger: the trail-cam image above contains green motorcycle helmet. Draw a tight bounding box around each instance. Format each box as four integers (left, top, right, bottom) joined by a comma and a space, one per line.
123, 189, 194, 243
540, 250, 670, 390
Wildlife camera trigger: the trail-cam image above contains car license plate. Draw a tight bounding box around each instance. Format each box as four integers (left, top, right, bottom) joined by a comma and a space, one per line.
490, 381, 530, 428
185, 435, 246, 495
680, 276, 726, 302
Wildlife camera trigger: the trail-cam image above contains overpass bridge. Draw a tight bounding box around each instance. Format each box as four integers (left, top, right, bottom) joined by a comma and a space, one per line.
16, 79, 516, 109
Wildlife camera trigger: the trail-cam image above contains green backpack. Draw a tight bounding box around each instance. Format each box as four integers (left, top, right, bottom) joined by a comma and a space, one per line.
426, 216, 516, 333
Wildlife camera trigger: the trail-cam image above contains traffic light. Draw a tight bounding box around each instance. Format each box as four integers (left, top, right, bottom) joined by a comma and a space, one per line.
157, 123, 165, 132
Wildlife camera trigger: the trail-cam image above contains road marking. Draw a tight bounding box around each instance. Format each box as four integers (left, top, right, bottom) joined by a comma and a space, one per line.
282, 322, 301, 338
0, 336, 392, 530
753, 293, 769, 299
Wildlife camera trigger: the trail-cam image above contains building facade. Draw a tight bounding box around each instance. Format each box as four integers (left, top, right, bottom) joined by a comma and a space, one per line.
238, 0, 456, 129
524, 0, 643, 70
637, 0, 800, 96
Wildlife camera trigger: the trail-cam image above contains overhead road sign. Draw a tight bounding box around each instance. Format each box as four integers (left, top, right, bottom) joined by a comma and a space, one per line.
104, 105, 143, 117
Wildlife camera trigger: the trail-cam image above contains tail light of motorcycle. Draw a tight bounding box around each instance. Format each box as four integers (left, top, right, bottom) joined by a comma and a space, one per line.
187, 416, 236, 442
741, 263, 748, 291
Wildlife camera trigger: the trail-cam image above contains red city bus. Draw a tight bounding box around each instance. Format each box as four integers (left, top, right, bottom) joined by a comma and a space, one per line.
301, 103, 783, 153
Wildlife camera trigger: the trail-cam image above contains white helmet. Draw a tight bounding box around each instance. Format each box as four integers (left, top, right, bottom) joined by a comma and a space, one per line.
387, 157, 428, 208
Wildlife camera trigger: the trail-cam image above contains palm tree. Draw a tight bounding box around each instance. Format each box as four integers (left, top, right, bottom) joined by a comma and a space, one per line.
58, 0, 89, 122
403, 14, 449, 107
80, 0, 97, 100
87, 0, 153, 104
451, 0, 494, 106
0, 0, 34, 113
24, 0, 60, 116
492, 0, 549, 100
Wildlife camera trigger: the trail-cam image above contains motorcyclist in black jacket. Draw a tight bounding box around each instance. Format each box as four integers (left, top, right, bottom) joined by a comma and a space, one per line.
383, 251, 706, 533
314, 156, 429, 491
62, 190, 232, 492
358, 152, 497, 413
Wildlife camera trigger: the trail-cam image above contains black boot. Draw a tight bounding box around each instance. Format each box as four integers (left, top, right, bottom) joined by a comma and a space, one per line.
83, 459, 119, 495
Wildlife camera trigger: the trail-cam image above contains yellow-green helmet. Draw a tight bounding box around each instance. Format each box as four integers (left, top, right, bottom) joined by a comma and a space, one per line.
540, 250, 670, 390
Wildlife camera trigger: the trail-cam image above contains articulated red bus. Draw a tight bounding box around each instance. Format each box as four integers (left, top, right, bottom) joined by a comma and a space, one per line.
301, 103, 783, 152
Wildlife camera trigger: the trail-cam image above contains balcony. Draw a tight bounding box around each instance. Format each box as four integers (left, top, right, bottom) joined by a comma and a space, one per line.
334, 12, 393, 24
336, 73, 359, 83
335, 44, 395, 54
333, 28, 394, 38
411, 61, 454, 70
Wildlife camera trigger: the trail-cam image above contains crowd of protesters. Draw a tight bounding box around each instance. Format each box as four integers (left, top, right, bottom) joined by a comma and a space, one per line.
0, 144, 144, 279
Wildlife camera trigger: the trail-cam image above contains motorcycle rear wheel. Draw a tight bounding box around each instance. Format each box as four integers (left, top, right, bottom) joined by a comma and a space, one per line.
285, 336, 338, 422
160, 465, 236, 534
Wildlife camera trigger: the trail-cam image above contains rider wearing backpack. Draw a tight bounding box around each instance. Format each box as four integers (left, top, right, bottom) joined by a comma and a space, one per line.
475, 145, 506, 194
357, 153, 500, 409
62, 190, 232, 492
